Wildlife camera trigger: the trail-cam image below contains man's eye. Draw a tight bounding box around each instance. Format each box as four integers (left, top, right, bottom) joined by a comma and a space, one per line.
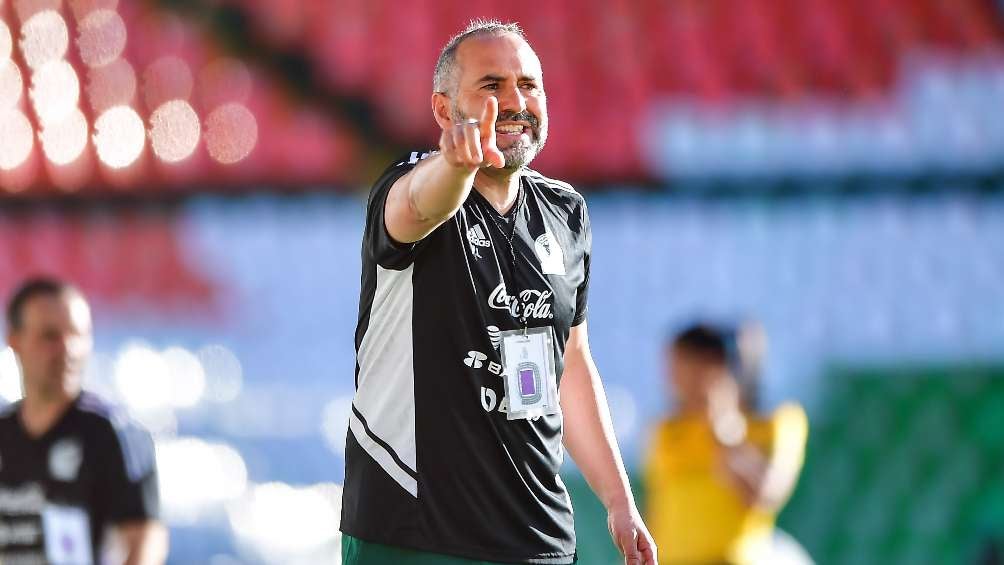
483, 83, 499, 91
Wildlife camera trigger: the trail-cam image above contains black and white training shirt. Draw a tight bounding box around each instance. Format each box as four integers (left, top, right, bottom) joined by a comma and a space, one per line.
0, 392, 159, 565
341, 152, 592, 564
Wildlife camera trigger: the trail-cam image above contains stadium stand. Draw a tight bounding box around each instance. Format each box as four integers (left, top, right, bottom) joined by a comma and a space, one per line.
0, 208, 217, 312
1, 0, 1002, 193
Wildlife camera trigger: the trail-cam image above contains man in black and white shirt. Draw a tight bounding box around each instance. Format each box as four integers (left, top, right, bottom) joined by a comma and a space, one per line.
0, 278, 166, 565
341, 19, 657, 565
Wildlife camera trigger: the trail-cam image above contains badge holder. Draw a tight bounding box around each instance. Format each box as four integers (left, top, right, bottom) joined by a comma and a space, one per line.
43, 504, 94, 564
499, 326, 559, 420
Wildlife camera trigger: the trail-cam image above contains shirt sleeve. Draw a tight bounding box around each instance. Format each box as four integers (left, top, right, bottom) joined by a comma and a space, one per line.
364, 156, 431, 270
770, 402, 809, 470
98, 416, 160, 524
571, 200, 592, 326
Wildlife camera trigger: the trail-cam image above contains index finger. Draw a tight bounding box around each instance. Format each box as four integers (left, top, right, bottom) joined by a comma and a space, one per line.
479, 96, 498, 138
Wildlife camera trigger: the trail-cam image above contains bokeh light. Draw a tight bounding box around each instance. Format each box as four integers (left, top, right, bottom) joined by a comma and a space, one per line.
0, 60, 23, 110
150, 99, 200, 163
228, 482, 341, 559
197, 58, 251, 109
77, 9, 127, 67
30, 59, 80, 125
160, 346, 206, 408
20, 10, 69, 70
114, 341, 171, 412
142, 55, 192, 111
0, 109, 34, 170
39, 106, 88, 165
0, 20, 12, 62
93, 105, 144, 168
112, 342, 210, 411
157, 437, 248, 524
85, 57, 135, 112
0, 347, 23, 403
204, 103, 257, 165
197, 345, 243, 403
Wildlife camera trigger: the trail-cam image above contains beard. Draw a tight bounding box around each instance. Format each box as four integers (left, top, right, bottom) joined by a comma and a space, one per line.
450, 102, 547, 170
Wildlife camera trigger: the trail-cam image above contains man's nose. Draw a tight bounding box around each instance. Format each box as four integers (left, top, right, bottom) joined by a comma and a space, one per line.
496, 84, 526, 116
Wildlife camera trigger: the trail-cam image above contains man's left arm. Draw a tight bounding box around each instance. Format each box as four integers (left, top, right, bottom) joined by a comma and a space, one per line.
560, 322, 657, 565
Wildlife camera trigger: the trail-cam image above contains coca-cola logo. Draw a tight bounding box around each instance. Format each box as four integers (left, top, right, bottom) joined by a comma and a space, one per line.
488, 283, 553, 320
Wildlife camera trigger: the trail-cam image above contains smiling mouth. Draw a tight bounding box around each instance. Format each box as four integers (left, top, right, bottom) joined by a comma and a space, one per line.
495, 123, 528, 135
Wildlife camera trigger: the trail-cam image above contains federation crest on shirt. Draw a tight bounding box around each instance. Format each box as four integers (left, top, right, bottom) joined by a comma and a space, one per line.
534, 231, 565, 275
49, 438, 84, 482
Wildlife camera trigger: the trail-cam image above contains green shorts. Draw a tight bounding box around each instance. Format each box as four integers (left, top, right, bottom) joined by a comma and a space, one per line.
341, 534, 558, 565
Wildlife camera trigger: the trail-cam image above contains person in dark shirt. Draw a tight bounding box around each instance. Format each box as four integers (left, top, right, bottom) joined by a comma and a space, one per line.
0, 277, 167, 565
340, 18, 656, 565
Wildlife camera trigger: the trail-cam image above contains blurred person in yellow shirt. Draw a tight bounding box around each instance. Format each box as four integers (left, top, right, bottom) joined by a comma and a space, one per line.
643, 322, 810, 565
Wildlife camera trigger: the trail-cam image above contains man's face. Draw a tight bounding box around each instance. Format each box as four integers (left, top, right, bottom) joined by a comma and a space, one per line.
7, 292, 92, 401
449, 33, 548, 170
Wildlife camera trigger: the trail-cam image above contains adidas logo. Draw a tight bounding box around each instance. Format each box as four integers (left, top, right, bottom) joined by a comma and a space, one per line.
467, 224, 491, 248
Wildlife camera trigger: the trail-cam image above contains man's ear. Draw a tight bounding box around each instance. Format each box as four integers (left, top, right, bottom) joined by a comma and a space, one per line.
431, 92, 454, 130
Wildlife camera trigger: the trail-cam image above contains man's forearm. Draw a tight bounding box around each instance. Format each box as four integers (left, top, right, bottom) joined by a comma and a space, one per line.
406, 153, 477, 223
385, 154, 476, 243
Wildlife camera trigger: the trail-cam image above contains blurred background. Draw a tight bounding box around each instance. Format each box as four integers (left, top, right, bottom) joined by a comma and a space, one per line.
1, 0, 1003, 563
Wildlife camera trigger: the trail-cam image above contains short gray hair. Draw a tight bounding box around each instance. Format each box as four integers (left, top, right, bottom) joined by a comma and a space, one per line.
433, 19, 527, 95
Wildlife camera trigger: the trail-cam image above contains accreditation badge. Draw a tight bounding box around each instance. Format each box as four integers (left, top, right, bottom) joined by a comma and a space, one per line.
499, 326, 559, 420
42, 504, 93, 565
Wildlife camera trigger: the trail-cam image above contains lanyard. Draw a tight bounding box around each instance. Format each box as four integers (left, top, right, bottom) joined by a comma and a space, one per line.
481, 184, 528, 331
